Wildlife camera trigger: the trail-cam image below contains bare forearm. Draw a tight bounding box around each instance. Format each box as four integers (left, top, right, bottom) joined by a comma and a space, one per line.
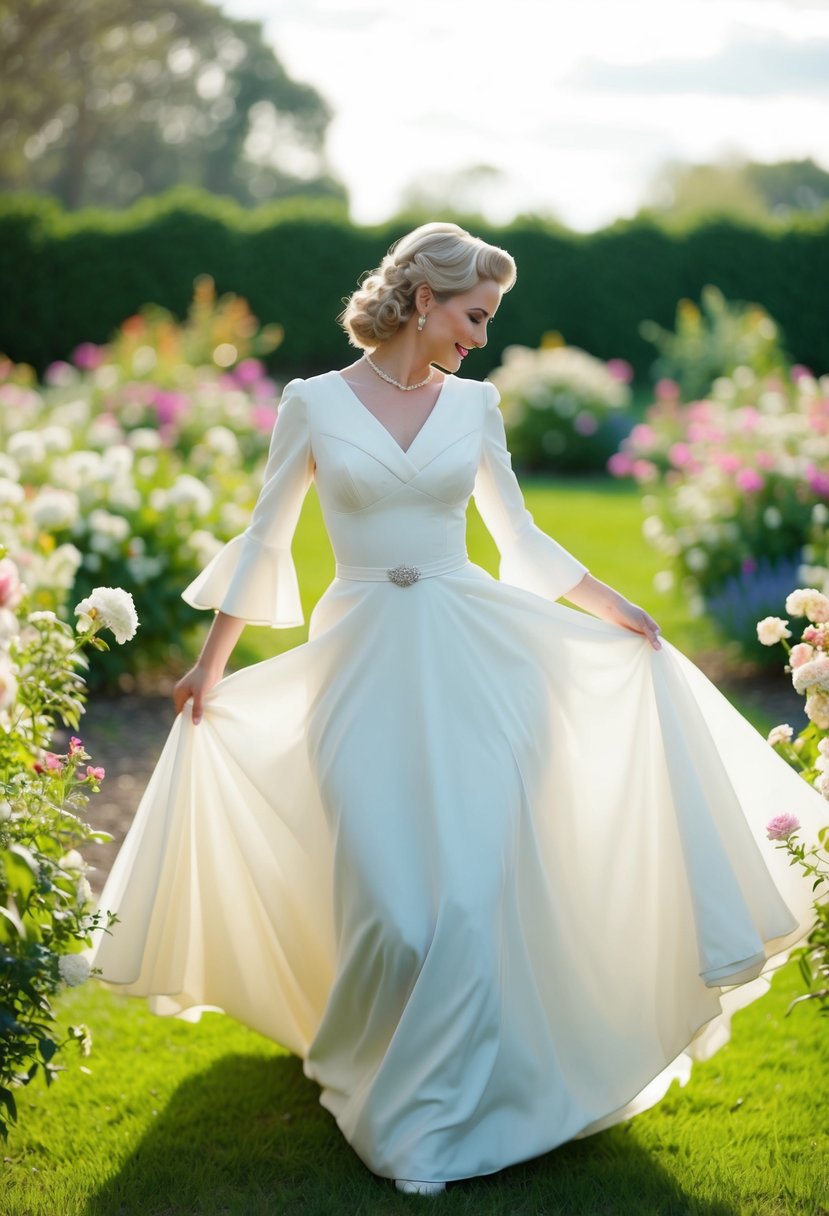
563, 573, 662, 649
196, 611, 247, 676
563, 573, 626, 619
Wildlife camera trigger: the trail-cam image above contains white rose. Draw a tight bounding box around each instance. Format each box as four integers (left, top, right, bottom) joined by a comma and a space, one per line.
766, 724, 793, 747
58, 954, 91, 987
204, 426, 240, 459
60, 849, 84, 871
756, 616, 792, 646
805, 692, 829, 730
74, 586, 139, 644
793, 657, 829, 696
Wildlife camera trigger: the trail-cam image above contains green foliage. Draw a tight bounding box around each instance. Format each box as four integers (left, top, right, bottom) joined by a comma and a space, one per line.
640, 284, 790, 402
2, 192, 828, 380
491, 338, 633, 473
0, 581, 137, 1139
0, 0, 346, 210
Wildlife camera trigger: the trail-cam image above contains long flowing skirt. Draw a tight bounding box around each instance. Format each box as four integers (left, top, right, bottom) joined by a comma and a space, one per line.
91, 562, 822, 1182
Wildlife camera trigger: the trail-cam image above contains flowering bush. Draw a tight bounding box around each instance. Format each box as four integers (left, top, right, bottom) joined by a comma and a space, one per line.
0, 561, 138, 1138
759, 588, 829, 1014
490, 337, 633, 473
639, 284, 789, 404
0, 278, 283, 687
610, 364, 829, 661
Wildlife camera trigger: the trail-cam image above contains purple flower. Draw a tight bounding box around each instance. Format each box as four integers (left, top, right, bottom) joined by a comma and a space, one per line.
606, 358, 633, 384
71, 342, 104, 371
234, 358, 265, 387
152, 390, 188, 427
765, 813, 800, 840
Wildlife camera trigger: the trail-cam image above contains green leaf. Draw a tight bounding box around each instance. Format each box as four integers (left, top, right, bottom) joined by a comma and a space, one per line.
0, 1088, 17, 1124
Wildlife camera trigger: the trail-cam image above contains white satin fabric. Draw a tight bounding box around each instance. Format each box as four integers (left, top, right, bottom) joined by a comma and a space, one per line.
91, 372, 824, 1184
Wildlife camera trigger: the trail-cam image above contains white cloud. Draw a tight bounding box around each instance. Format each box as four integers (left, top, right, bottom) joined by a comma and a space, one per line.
221, 0, 829, 227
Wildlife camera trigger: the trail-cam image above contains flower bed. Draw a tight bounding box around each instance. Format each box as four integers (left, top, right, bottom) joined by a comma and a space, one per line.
0, 279, 282, 687
609, 366, 829, 661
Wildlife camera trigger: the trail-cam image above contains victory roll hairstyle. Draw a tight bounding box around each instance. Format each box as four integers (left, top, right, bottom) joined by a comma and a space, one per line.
339, 222, 517, 350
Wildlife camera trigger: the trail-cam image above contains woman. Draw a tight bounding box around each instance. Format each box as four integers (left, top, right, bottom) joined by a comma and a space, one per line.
91, 222, 822, 1197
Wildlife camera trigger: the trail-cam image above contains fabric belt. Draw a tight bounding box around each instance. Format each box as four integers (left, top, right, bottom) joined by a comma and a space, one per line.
335, 552, 469, 586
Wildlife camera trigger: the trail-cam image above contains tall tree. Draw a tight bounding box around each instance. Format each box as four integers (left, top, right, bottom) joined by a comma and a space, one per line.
642, 156, 829, 223
0, 0, 346, 208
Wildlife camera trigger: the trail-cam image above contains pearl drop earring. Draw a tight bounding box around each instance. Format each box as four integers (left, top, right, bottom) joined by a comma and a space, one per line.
417, 315, 426, 333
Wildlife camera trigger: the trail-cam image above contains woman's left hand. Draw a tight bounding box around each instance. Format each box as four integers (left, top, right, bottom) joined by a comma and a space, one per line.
606, 596, 662, 650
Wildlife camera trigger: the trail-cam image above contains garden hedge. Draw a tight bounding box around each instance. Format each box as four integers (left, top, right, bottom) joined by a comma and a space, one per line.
5, 188, 829, 379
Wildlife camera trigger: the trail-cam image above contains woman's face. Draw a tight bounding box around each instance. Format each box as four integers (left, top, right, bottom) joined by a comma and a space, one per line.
423, 279, 502, 373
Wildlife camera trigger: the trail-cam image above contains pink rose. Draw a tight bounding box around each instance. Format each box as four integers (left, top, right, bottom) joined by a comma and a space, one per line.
766, 813, 800, 841
0, 558, 23, 610
655, 378, 680, 403
736, 468, 764, 493
790, 643, 815, 669
606, 358, 633, 384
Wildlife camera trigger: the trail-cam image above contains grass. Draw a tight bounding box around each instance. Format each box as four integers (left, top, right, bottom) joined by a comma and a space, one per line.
3, 965, 827, 1215
7, 476, 825, 1214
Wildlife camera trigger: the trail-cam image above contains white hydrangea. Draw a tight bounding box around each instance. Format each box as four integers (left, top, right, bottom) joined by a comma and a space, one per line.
204, 426, 240, 459
74, 586, 139, 644
0, 478, 25, 507
785, 588, 829, 623
30, 487, 80, 531
128, 428, 163, 452
60, 849, 85, 871
166, 475, 213, 513
58, 953, 91, 987
40, 424, 73, 453
7, 430, 46, 465
0, 454, 20, 481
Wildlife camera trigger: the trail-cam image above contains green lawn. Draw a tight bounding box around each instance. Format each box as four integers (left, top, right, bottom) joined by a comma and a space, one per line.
3, 964, 827, 1215
7, 476, 825, 1215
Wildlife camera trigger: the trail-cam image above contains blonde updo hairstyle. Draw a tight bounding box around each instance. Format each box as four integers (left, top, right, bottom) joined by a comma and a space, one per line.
339, 222, 517, 351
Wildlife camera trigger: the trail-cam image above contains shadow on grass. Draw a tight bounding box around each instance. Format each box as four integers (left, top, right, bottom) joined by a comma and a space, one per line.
85, 1052, 739, 1216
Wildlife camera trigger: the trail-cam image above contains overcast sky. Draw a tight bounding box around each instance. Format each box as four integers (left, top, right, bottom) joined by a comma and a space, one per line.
221, 0, 829, 230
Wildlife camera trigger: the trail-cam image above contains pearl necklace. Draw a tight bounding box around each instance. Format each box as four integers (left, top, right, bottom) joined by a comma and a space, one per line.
365, 353, 434, 391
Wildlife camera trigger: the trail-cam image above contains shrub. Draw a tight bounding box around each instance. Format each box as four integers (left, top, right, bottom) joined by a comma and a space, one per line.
0, 564, 138, 1138
490, 338, 633, 473
759, 591, 829, 1014
640, 284, 790, 402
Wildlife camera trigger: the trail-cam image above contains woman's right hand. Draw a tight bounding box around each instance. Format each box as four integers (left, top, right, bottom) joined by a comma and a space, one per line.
173, 663, 223, 725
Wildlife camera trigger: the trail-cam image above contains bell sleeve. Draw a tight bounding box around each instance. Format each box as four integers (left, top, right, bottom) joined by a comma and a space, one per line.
472, 380, 588, 602
181, 378, 314, 627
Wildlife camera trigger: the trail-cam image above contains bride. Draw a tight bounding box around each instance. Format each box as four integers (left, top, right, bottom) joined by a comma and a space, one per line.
91, 222, 824, 1197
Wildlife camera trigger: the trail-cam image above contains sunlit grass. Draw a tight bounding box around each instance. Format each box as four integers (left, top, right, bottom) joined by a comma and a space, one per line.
3, 962, 827, 1215
6, 476, 818, 1214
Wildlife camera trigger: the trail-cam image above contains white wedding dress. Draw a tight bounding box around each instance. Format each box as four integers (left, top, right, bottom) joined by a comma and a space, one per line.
91, 371, 824, 1184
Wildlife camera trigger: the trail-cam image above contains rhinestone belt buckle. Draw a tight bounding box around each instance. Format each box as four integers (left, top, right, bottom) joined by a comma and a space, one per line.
387, 563, 421, 587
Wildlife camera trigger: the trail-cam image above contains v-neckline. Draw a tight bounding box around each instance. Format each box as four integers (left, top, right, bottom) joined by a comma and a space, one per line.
332, 370, 452, 458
